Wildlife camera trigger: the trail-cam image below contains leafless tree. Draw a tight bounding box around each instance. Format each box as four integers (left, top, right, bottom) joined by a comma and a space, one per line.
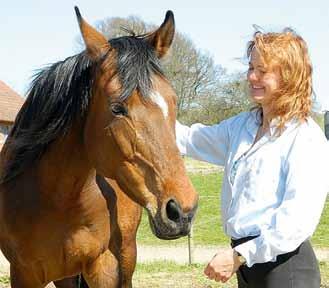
75, 15, 250, 124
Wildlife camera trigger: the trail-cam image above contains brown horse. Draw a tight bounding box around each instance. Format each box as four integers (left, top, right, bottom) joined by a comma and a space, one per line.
0, 7, 198, 288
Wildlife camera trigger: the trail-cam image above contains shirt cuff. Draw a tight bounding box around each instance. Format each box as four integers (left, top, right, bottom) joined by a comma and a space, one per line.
233, 236, 276, 267
175, 121, 188, 155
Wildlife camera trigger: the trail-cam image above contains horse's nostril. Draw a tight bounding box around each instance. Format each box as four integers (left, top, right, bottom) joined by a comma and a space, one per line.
166, 200, 181, 223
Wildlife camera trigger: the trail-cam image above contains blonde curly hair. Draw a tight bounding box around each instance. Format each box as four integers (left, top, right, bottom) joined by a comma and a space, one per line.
247, 29, 313, 131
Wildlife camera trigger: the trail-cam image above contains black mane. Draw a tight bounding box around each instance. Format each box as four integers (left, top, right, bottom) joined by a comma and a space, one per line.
1, 34, 165, 183
109, 35, 164, 100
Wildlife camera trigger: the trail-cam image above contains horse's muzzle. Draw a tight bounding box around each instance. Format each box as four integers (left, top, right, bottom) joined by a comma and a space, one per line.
148, 199, 198, 240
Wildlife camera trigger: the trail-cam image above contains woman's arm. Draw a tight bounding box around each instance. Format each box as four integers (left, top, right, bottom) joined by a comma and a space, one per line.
175, 120, 230, 166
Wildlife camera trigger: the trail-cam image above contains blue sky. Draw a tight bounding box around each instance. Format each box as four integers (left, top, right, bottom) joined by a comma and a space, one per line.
1, 0, 328, 110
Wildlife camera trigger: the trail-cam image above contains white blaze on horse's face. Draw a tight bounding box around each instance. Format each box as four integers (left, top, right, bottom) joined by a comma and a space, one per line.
149, 91, 168, 118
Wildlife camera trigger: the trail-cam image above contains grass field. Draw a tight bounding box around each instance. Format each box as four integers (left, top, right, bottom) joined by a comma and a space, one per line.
137, 170, 329, 247
0, 261, 327, 287
0, 262, 328, 287
132, 260, 329, 287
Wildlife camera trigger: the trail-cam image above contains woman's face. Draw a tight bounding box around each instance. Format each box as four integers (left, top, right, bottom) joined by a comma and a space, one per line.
247, 48, 281, 106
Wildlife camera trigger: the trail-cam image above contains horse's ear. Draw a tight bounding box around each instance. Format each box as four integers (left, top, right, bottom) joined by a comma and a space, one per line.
146, 11, 175, 58
75, 6, 110, 60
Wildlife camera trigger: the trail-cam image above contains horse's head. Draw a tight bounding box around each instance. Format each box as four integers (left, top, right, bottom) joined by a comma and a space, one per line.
76, 7, 198, 239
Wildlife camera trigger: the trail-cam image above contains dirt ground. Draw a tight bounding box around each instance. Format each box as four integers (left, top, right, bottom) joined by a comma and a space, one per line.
136, 244, 329, 263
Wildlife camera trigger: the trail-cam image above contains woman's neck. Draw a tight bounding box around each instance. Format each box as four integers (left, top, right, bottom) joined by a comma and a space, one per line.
253, 106, 271, 144
261, 106, 271, 130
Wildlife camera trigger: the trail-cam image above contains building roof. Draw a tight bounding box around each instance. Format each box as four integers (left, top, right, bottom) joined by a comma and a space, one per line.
0, 80, 24, 123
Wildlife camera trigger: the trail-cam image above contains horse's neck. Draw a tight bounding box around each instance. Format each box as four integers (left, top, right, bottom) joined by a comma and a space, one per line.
36, 125, 96, 206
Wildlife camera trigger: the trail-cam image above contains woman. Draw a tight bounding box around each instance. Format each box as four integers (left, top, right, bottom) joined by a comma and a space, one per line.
176, 30, 328, 287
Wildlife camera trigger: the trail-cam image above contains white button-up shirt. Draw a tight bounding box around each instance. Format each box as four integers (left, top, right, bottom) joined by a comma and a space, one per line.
176, 111, 329, 267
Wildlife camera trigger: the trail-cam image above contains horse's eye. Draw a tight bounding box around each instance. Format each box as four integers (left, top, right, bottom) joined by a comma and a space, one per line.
111, 103, 128, 116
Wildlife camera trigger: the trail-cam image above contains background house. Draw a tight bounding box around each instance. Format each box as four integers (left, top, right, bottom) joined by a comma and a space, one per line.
0, 80, 24, 149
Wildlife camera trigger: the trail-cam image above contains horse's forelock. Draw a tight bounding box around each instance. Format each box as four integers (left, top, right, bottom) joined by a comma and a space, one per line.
108, 35, 165, 102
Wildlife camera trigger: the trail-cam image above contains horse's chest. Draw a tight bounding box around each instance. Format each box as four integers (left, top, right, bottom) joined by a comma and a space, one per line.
9, 204, 111, 265
63, 225, 109, 262
10, 223, 110, 282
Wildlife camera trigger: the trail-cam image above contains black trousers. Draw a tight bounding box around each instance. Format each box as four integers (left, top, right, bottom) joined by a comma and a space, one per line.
232, 238, 321, 288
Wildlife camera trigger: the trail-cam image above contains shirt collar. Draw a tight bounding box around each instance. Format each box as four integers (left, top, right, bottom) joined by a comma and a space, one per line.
246, 110, 260, 137
246, 110, 299, 139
